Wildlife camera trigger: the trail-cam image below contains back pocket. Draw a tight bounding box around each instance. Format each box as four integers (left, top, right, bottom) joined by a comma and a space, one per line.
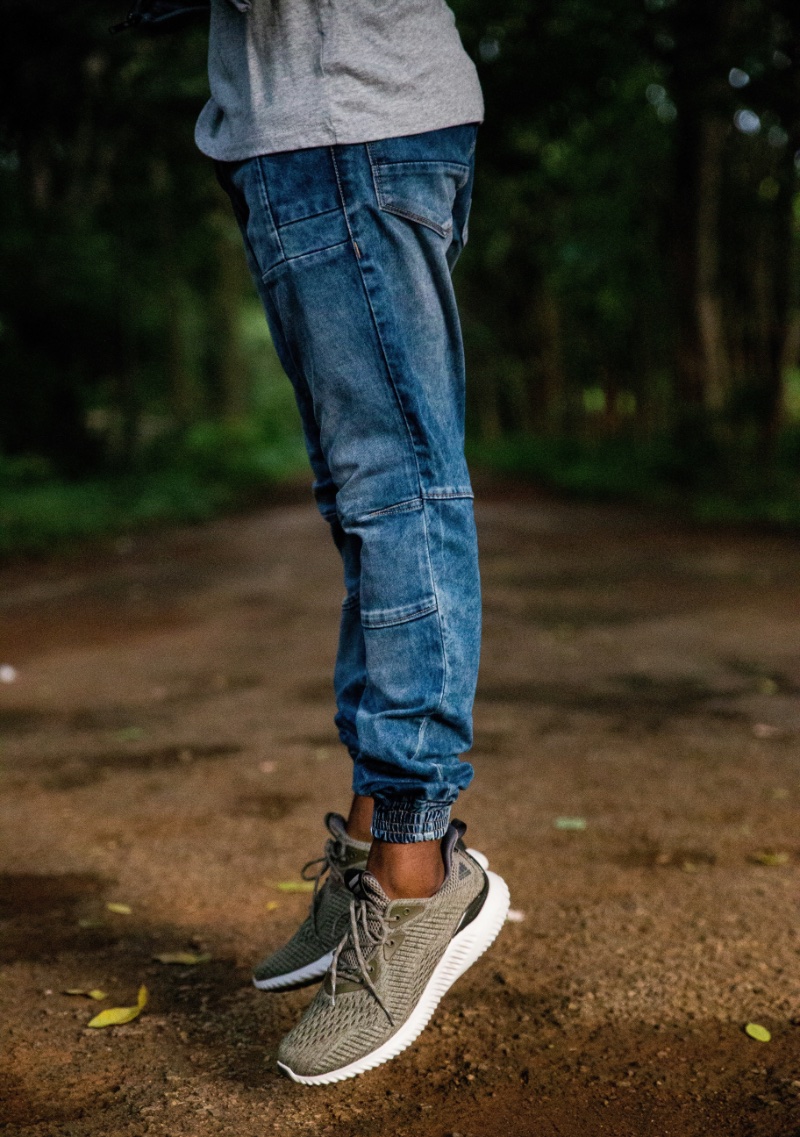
369, 156, 470, 239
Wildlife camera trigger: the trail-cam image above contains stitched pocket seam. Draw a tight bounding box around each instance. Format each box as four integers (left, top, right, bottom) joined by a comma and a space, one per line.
361, 597, 438, 630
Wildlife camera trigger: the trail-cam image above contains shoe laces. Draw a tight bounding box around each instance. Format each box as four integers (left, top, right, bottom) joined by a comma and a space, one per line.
329, 888, 395, 1026
301, 836, 346, 935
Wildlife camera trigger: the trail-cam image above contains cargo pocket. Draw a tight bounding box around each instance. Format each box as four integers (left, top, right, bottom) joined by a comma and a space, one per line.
349, 498, 438, 629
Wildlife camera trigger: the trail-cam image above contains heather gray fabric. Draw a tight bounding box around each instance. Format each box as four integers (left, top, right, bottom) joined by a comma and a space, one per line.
195, 0, 484, 161
252, 813, 370, 987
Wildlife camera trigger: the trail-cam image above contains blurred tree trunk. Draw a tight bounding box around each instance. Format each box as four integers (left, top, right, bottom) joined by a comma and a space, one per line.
755, 170, 794, 448
118, 317, 140, 468
535, 290, 567, 434
167, 283, 195, 429
208, 220, 248, 422
694, 116, 730, 412
152, 159, 197, 430
666, 0, 737, 418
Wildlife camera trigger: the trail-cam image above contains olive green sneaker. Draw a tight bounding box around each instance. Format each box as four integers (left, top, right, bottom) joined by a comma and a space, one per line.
276, 821, 510, 1083
252, 812, 370, 991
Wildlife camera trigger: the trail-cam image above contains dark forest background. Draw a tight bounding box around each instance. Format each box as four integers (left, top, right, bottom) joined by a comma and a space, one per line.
2, 0, 800, 553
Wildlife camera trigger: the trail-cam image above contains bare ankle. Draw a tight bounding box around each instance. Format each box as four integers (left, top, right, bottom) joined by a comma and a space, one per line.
366, 837, 445, 899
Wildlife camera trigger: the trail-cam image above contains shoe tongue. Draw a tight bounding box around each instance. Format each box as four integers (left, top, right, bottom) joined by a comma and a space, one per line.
336, 869, 390, 973
351, 869, 390, 907
325, 812, 371, 858
325, 812, 348, 840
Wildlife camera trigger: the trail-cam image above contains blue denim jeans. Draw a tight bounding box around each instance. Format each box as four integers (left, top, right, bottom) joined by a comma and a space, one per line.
216, 124, 480, 842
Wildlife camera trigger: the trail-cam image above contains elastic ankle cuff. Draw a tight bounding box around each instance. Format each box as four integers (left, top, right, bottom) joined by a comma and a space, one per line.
371, 801, 452, 843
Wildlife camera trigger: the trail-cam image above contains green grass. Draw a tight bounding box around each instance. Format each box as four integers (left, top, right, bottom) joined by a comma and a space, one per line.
0, 424, 308, 557
467, 432, 800, 529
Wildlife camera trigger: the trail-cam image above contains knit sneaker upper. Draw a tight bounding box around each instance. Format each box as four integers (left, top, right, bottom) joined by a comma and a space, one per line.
252, 812, 370, 985
277, 826, 487, 1076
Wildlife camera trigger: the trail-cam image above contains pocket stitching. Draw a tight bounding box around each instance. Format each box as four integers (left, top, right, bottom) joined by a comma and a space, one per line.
367, 148, 469, 238
361, 597, 438, 630
261, 238, 350, 284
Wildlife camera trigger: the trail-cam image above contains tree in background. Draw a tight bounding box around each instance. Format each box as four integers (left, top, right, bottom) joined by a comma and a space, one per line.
454, 0, 800, 464
0, 1, 253, 476
1, 0, 799, 512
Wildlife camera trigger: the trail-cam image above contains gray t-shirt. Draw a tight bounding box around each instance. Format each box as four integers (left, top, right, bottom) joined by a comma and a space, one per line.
195, 0, 484, 161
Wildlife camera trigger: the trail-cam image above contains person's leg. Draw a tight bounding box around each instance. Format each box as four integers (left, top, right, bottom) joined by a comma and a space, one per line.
216, 161, 373, 990
344, 793, 374, 843
217, 157, 370, 833
335, 128, 482, 896
220, 129, 509, 1082
220, 127, 481, 896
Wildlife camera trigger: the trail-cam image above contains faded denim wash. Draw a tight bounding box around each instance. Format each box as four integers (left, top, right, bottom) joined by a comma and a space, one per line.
216, 124, 480, 842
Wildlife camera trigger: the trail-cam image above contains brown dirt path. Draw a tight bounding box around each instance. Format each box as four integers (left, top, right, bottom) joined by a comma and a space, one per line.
1, 482, 800, 1136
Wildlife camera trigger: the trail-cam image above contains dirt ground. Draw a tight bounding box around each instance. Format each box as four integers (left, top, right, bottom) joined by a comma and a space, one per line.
1, 478, 800, 1137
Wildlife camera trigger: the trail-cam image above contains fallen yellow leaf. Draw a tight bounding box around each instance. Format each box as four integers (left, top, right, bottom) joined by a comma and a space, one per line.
265, 900, 279, 911
153, 952, 211, 966
275, 881, 315, 893
64, 988, 107, 1000
554, 816, 587, 831
745, 1022, 771, 1042
750, 850, 790, 867
106, 902, 133, 915
87, 985, 147, 1029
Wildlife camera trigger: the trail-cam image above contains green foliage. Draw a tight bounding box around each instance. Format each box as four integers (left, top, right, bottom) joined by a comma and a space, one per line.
0, 423, 308, 556
1, 0, 800, 554
469, 431, 800, 527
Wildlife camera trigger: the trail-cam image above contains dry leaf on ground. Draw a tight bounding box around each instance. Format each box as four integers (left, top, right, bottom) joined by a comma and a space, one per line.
745, 1023, 771, 1042
106, 902, 133, 915
87, 985, 148, 1029
749, 850, 790, 867
554, 816, 587, 831
153, 952, 211, 966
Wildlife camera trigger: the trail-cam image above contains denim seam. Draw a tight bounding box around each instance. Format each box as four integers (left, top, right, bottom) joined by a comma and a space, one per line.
358, 496, 422, 521
278, 205, 341, 230
334, 146, 448, 772
375, 202, 451, 240
262, 239, 351, 284
370, 158, 471, 175
331, 148, 425, 500
361, 597, 437, 630
422, 490, 474, 502
254, 158, 286, 265
329, 147, 362, 263
409, 497, 448, 768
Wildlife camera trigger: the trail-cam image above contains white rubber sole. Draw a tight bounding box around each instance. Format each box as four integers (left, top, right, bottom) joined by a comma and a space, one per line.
277, 869, 511, 1085
252, 951, 333, 992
